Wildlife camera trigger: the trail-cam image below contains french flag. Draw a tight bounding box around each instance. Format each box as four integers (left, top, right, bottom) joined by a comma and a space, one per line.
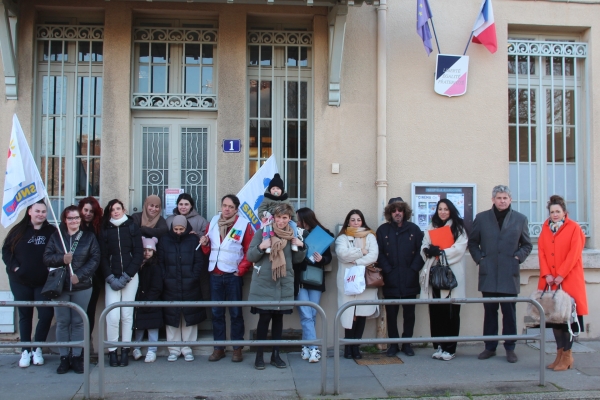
471, 0, 497, 54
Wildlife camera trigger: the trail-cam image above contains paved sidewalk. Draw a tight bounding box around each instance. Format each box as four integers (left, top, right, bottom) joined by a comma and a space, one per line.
0, 342, 598, 399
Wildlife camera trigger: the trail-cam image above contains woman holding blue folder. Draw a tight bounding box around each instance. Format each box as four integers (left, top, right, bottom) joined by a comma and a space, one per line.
293, 208, 334, 364
419, 199, 468, 361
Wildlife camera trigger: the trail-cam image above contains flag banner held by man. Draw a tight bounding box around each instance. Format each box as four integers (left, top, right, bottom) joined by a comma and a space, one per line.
2, 114, 47, 228
236, 155, 278, 231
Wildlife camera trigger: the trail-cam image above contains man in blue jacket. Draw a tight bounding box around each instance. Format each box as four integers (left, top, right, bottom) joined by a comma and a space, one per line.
377, 199, 424, 357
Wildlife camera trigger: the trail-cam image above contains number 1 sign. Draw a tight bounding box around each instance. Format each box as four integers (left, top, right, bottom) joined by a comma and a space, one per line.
222, 139, 241, 153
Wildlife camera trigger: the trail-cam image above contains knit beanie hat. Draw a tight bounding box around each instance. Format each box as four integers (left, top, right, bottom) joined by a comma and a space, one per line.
142, 237, 158, 251
172, 215, 187, 228
388, 197, 404, 205
268, 173, 285, 192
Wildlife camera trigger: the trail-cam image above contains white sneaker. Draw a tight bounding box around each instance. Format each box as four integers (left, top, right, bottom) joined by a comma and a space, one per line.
432, 346, 443, 360
301, 346, 310, 360
308, 348, 321, 363
132, 348, 143, 361
440, 351, 455, 361
32, 347, 44, 366
145, 351, 157, 363
19, 350, 31, 368
184, 353, 194, 362
291, 244, 298, 252
167, 352, 179, 362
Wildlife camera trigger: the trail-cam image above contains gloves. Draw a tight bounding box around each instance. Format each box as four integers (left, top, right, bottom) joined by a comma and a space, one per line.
63, 253, 73, 264
118, 272, 132, 287
428, 245, 441, 257
106, 274, 123, 291
105, 274, 116, 284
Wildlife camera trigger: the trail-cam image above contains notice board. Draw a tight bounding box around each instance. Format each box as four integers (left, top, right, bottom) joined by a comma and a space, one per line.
411, 183, 477, 233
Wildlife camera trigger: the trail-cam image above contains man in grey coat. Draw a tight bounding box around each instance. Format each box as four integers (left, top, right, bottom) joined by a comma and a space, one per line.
468, 185, 532, 363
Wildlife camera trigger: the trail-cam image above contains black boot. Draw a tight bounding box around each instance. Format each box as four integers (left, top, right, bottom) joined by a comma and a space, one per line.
57, 356, 70, 374
71, 353, 84, 374
119, 348, 130, 367
344, 345, 353, 359
108, 350, 119, 367
386, 344, 400, 357
352, 345, 362, 360
254, 348, 265, 370
270, 348, 287, 368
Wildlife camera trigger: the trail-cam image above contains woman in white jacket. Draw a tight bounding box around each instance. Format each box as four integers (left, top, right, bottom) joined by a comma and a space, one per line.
336, 209, 379, 360
419, 199, 468, 361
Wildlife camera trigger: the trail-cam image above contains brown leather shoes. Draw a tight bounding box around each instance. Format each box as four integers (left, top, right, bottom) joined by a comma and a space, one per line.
208, 349, 226, 362
232, 348, 243, 362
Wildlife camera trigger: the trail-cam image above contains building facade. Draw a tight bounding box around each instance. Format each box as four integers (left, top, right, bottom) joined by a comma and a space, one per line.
0, 0, 599, 346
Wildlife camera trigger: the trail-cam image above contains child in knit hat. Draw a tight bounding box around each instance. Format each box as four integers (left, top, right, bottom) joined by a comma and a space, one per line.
133, 237, 163, 363
257, 173, 300, 252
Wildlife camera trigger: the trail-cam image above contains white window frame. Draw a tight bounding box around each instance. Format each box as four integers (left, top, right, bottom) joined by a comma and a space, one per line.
508, 35, 590, 237
131, 19, 218, 111
246, 29, 314, 210
34, 24, 104, 216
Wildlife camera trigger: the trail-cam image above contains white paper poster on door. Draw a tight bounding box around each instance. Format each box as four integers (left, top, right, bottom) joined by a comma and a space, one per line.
416, 194, 440, 230
446, 193, 465, 219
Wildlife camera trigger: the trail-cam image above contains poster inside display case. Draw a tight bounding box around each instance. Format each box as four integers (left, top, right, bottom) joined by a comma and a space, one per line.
411, 183, 477, 232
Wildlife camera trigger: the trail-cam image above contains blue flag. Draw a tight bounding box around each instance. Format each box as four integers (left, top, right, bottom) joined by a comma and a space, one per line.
417, 0, 433, 56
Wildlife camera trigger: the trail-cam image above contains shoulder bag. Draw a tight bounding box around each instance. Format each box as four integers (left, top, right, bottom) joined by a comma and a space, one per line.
300, 265, 323, 286
41, 231, 83, 298
527, 284, 580, 339
429, 251, 458, 291
365, 263, 384, 288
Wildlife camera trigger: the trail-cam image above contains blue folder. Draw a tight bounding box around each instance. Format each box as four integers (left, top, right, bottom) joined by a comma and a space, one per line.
303, 225, 334, 263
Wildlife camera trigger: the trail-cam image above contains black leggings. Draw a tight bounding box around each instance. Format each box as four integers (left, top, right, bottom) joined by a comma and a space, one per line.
256, 313, 283, 350
344, 316, 366, 340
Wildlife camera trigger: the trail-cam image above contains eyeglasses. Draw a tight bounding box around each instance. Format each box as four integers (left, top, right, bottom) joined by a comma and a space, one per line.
67, 216, 81, 221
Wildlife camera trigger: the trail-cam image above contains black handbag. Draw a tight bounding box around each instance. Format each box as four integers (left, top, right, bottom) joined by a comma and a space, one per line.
41, 267, 67, 298
429, 251, 458, 291
41, 231, 83, 298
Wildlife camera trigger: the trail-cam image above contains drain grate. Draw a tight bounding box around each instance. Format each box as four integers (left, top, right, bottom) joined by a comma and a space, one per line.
354, 353, 404, 365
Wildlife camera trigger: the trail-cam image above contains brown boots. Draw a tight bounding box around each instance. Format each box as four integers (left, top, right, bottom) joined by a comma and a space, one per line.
547, 348, 563, 369
553, 349, 573, 371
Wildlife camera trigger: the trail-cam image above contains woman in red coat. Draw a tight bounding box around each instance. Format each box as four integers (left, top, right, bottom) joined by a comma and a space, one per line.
538, 195, 587, 371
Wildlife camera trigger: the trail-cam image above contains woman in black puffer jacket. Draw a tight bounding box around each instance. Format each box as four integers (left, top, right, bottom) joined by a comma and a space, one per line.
2, 199, 56, 368
100, 199, 143, 367
44, 205, 101, 374
159, 215, 206, 362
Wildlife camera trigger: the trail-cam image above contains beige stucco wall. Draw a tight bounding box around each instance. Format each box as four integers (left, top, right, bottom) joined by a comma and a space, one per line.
0, 0, 598, 347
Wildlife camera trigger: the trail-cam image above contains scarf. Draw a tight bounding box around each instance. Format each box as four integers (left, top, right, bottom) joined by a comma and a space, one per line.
344, 227, 374, 250
141, 195, 162, 228
493, 205, 510, 229
218, 214, 237, 240
110, 214, 128, 227
269, 223, 295, 281
549, 218, 565, 234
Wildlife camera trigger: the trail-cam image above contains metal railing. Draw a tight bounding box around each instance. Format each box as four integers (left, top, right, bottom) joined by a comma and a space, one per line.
0, 301, 90, 399
333, 297, 546, 395
97, 300, 327, 398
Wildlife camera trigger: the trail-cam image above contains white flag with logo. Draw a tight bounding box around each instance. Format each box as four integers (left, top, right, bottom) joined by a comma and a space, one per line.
2, 114, 48, 228
236, 155, 278, 231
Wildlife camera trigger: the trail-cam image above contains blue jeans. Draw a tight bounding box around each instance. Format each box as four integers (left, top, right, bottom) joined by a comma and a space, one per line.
210, 273, 244, 350
296, 288, 322, 350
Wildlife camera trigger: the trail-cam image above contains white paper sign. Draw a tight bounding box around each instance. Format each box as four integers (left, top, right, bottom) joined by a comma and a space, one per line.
416, 194, 440, 230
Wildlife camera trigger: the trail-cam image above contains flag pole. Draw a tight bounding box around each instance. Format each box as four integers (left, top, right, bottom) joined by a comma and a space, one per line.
463, 31, 474, 55
429, 18, 441, 54
44, 194, 75, 279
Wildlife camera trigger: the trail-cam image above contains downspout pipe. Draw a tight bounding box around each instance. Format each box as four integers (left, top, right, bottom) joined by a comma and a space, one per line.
376, 0, 388, 224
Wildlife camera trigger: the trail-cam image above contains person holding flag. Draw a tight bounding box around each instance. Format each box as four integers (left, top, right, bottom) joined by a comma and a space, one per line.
2, 200, 56, 368
2, 114, 56, 368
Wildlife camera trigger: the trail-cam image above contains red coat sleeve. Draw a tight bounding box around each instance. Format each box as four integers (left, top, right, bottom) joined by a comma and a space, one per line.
556, 223, 585, 279
236, 223, 254, 276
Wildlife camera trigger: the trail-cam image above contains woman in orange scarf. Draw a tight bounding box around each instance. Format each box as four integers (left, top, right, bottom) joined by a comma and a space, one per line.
538, 195, 587, 371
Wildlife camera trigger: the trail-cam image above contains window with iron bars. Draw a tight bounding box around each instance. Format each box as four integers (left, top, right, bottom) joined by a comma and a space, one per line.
35, 24, 104, 216
247, 28, 313, 209
508, 37, 589, 237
